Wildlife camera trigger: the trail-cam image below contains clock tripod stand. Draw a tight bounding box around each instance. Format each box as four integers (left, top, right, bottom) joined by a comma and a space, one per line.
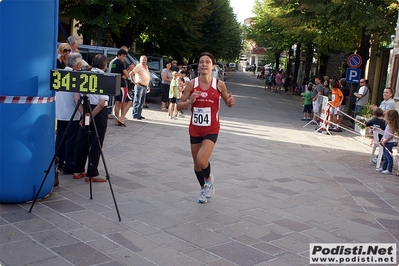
29, 94, 121, 221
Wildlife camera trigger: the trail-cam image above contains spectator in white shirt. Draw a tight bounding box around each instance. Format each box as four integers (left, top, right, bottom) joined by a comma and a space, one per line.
370, 87, 396, 116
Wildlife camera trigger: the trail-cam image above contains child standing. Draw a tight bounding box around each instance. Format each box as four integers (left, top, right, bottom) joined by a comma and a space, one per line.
376, 109, 399, 174
264, 75, 270, 91
301, 83, 313, 121
175, 70, 190, 118
168, 71, 179, 119
329, 80, 344, 130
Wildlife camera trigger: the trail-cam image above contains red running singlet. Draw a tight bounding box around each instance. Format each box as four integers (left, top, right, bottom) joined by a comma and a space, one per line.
189, 77, 221, 137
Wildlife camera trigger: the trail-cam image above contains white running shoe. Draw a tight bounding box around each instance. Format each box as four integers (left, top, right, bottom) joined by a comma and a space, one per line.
205, 174, 215, 199
376, 167, 384, 172
371, 158, 377, 164
382, 170, 392, 175
198, 188, 207, 203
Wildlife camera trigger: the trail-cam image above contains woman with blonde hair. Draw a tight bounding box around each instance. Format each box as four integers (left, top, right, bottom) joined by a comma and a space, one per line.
57, 42, 71, 69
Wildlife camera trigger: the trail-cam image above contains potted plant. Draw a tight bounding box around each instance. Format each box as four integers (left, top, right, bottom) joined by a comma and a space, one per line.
354, 102, 373, 137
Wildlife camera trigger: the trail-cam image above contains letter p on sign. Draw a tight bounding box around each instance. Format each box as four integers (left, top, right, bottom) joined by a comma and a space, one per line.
346, 68, 361, 83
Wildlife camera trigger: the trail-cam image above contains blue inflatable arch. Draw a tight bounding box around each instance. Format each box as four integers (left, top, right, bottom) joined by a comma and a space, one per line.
0, 0, 59, 203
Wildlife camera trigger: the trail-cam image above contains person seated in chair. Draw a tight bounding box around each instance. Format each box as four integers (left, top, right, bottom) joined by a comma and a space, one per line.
366, 107, 386, 164
366, 107, 386, 138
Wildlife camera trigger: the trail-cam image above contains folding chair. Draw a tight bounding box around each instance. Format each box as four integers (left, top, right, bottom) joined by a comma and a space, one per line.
370, 129, 384, 168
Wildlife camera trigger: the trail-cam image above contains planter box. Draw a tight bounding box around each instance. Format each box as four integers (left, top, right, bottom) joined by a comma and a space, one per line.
354, 115, 372, 137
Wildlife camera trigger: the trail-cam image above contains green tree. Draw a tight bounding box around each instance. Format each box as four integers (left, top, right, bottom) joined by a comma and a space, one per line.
267, 0, 399, 75
136, 0, 210, 59
59, 0, 242, 61
60, 0, 149, 46
246, 0, 398, 82
248, 0, 295, 70
192, 0, 242, 61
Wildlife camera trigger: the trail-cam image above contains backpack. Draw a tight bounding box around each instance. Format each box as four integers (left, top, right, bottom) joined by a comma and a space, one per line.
340, 85, 350, 97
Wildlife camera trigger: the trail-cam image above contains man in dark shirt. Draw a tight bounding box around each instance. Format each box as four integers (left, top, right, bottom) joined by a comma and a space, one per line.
311, 76, 324, 124
111, 49, 131, 126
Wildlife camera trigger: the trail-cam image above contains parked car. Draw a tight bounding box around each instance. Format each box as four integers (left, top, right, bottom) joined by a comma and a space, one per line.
228, 63, 236, 68
217, 62, 226, 71
76, 44, 162, 97
189, 63, 198, 79
189, 64, 226, 81
142, 54, 169, 80
212, 65, 226, 81
218, 65, 227, 81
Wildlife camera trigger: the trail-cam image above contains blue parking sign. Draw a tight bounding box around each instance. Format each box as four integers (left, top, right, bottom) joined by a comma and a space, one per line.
346, 68, 361, 83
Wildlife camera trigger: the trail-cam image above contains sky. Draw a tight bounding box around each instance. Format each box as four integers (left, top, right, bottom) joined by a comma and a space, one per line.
230, 0, 255, 23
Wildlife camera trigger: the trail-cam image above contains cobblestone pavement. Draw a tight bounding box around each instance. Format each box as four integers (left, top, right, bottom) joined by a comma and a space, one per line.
1, 71, 398, 266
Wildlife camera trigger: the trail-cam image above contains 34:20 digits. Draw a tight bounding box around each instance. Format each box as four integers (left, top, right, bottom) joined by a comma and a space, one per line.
52, 72, 98, 93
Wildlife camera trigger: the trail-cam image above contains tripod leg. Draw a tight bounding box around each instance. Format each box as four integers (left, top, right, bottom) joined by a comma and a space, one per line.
29, 95, 83, 213
81, 97, 94, 200
86, 97, 122, 221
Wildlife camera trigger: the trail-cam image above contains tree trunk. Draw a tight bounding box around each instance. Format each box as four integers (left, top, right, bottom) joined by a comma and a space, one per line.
286, 45, 293, 76
319, 52, 329, 77
356, 27, 371, 77
275, 51, 280, 71
293, 43, 301, 86
83, 34, 91, 45
305, 42, 313, 79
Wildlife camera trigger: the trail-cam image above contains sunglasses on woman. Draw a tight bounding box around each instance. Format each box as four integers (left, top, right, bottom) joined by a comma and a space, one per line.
63, 49, 71, 53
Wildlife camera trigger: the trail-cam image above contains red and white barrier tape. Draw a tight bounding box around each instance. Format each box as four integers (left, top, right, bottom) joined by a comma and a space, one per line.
380, 142, 399, 164
0, 96, 54, 104
324, 102, 399, 174
327, 102, 399, 139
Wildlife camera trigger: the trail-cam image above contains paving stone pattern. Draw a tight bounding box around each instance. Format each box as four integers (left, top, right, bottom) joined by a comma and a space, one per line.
1, 72, 398, 265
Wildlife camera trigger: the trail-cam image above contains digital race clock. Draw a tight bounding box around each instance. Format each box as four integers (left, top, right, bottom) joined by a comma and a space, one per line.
50, 69, 121, 96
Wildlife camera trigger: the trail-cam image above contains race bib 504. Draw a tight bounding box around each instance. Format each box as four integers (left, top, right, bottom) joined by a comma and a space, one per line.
192, 107, 211, 126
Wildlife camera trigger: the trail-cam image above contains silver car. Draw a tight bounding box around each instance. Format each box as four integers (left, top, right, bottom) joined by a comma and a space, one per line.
212, 65, 226, 81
